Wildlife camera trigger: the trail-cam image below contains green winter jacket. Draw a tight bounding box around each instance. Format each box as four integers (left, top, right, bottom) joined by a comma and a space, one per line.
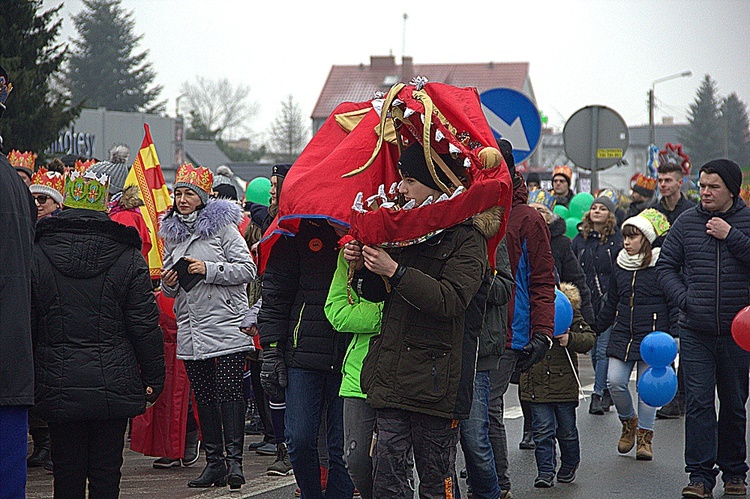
325, 251, 383, 399
519, 283, 596, 403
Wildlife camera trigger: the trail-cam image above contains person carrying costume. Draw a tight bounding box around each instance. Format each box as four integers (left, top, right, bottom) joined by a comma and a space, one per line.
160, 163, 255, 490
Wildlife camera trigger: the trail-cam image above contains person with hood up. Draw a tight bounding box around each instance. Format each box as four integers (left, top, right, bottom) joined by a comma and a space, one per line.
31, 169, 165, 497
160, 163, 255, 490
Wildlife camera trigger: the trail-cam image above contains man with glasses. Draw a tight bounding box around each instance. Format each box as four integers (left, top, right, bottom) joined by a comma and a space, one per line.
657, 159, 750, 499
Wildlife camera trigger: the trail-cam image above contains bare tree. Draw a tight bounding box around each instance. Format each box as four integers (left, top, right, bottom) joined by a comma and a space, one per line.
180, 77, 258, 140
267, 95, 309, 161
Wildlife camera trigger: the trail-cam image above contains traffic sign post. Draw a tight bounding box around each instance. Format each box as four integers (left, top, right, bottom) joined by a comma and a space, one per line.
563, 105, 629, 192
480, 88, 542, 165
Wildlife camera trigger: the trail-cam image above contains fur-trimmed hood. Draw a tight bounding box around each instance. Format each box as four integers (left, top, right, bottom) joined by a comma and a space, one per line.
116, 185, 145, 210
559, 282, 581, 312
159, 199, 242, 243
472, 205, 505, 240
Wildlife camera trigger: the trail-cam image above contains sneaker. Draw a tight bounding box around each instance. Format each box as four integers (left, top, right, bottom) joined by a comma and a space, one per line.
534, 473, 555, 488
248, 438, 272, 450
589, 394, 604, 415
266, 443, 293, 476
725, 476, 747, 496
557, 465, 577, 483
656, 398, 682, 419
27, 445, 51, 467
255, 441, 278, 456
602, 389, 613, 412
43, 459, 54, 473
152, 457, 181, 469
682, 481, 713, 498
353, 489, 361, 498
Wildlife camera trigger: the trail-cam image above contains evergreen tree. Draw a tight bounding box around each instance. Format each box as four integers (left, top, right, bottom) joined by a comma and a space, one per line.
0, 0, 80, 158
681, 75, 722, 172
267, 95, 309, 162
719, 93, 750, 167
67, 0, 163, 113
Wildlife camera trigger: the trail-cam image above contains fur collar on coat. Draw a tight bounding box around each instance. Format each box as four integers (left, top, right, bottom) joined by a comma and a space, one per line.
159, 199, 242, 243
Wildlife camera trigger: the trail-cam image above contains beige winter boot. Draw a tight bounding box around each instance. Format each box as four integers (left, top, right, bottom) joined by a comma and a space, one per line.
636, 428, 653, 460
617, 416, 638, 454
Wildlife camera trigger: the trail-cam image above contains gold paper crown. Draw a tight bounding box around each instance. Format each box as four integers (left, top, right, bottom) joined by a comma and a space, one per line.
31, 168, 65, 195
633, 173, 657, 191
74, 159, 97, 173
175, 163, 213, 194
7, 150, 36, 172
553, 165, 572, 182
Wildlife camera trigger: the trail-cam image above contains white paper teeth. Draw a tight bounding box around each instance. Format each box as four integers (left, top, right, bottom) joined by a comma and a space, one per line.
420, 114, 425, 124
372, 99, 385, 116
378, 184, 387, 200
436, 193, 449, 203
419, 196, 434, 208
381, 202, 396, 209
352, 192, 366, 213
404, 108, 415, 118
389, 181, 399, 196
449, 143, 461, 155
392, 99, 404, 107
434, 130, 444, 142
464, 158, 472, 168
402, 199, 415, 210
449, 186, 465, 199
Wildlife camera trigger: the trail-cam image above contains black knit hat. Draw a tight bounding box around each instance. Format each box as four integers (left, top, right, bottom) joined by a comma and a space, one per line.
700, 159, 742, 198
497, 138, 516, 178
526, 172, 541, 185
397, 143, 456, 192
272, 163, 292, 178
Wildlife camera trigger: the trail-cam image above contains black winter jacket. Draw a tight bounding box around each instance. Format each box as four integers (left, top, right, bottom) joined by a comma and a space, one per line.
0, 154, 36, 407
258, 219, 350, 372
656, 194, 695, 226
548, 216, 596, 325
597, 253, 677, 362
657, 198, 750, 336
571, 227, 623, 316
31, 210, 165, 423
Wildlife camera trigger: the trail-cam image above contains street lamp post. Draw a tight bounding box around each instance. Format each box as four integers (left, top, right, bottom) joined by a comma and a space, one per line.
649, 71, 692, 146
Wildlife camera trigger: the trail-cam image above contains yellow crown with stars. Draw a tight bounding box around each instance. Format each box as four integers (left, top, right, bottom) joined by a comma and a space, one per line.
7, 150, 36, 173
174, 163, 214, 194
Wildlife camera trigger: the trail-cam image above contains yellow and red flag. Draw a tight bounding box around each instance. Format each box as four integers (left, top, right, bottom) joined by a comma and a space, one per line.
125, 123, 172, 278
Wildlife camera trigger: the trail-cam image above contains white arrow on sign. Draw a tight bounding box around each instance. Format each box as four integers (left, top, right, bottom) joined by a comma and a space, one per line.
481, 104, 531, 151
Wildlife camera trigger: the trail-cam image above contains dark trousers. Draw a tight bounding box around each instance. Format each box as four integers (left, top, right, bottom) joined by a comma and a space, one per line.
249, 357, 274, 442
373, 407, 459, 499
530, 402, 580, 476
343, 398, 376, 499
0, 406, 28, 499
681, 328, 750, 489
48, 418, 128, 499
488, 349, 521, 491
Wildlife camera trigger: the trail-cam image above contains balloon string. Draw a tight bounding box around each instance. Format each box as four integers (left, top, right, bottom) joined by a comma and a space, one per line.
565, 347, 587, 402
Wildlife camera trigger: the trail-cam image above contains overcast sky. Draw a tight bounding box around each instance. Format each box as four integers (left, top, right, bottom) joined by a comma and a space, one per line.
44, 0, 750, 144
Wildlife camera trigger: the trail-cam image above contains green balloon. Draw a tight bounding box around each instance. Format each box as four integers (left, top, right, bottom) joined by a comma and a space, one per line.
245, 177, 272, 206
569, 192, 595, 219
565, 217, 582, 239
553, 204, 570, 219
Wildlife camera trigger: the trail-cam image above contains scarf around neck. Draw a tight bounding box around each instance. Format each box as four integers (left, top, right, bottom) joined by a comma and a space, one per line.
176, 209, 199, 230
617, 247, 661, 271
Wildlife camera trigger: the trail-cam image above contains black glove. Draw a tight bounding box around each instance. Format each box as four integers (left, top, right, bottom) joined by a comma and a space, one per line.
260, 348, 287, 402
517, 333, 552, 372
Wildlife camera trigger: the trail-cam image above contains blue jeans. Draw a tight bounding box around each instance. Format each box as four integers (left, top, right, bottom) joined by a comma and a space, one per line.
0, 406, 27, 499
285, 368, 354, 499
530, 402, 580, 476
460, 371, 501, 499
607, 357, 656, 430
592, 327, 611, 396
681, 329, 750, 489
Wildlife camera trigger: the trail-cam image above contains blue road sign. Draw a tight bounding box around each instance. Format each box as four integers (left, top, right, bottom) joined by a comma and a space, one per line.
480, 88, 542, 164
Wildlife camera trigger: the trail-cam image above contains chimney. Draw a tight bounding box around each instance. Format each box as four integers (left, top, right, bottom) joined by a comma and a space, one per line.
661, 116, 675, 125
370, 55, 396, 68
401, 56, 413, 81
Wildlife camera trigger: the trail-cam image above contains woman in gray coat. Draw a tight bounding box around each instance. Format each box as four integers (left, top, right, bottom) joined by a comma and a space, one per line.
160, 164, 255, 490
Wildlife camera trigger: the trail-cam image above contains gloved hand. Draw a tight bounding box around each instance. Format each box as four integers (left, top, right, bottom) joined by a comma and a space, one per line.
517, 333, 552, 372
260, 348, 287, 402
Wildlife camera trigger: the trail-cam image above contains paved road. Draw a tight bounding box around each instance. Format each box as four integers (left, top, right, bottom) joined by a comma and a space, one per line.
26, 354, 750, 498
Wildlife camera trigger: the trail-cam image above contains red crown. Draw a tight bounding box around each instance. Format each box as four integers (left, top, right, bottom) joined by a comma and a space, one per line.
175, 163, 213, 194
7, 150, 36, 172
553, 165, 572, 182
633, 173, 657, 191
31, 167, 65, 194
74, 159, 97, 173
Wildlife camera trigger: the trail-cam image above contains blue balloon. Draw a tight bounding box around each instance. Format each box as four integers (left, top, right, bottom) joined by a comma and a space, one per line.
554, 288, 574, 337
638, 366, 678, 408
640, 331, 678, 368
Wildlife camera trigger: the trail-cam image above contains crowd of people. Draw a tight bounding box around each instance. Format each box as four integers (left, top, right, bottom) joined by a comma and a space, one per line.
2, 61, 750, 499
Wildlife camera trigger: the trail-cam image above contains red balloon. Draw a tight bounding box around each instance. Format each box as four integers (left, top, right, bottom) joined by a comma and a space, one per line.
731, 306, 750, 352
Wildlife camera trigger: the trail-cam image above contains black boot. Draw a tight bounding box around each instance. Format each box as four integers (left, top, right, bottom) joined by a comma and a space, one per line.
188, 404, 227, 488
27, 429, 51, 467
221, 400, 246, 490
589, 394, 604, 415
519, 430, 536, 450
182, 429, 201, 466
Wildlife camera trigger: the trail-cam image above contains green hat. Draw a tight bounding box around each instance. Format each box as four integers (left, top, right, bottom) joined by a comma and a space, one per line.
63, 170, 110, 211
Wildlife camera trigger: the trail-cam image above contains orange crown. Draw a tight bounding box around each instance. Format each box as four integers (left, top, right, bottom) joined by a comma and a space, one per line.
30, 168, 65, 195
175, 163, 213, 194
553, 165, 572, 182
74, 159, 97, 173
633, 173, 657, 191
7, 150, 36, 172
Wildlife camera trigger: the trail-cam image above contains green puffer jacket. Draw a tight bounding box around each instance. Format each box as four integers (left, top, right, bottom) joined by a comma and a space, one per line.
357, 219, 489, 420
325, 251, 383, 399
520, 283, 596, 403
